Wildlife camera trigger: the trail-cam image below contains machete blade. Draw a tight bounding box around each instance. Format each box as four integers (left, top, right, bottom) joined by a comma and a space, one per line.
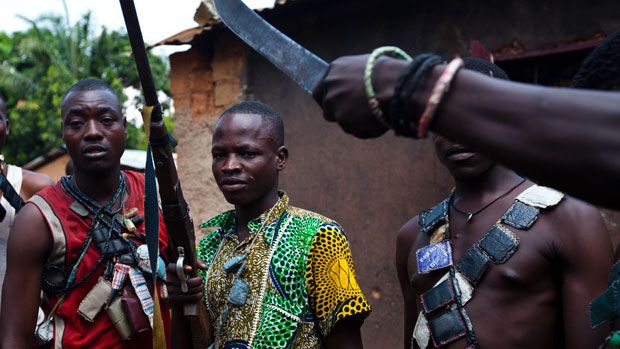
214, 0, 329, 95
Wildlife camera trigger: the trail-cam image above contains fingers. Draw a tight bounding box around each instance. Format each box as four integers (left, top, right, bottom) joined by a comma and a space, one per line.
164, 260, 207, 306
168, 287, 204, 304
167, 281, 203, 296
166, 274, 203, 288
167, 275, 204, 305
166, 261, 205, 280
166, 262, 189, 274
197, 259, 208, 271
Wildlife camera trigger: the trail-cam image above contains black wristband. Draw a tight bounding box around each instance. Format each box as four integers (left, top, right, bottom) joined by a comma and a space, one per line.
390, 54, 433, 130
394, 54, 443, 137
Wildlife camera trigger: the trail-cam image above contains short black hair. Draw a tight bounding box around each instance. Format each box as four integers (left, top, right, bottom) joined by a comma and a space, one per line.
62, 79, 119, 107
572, 30, 620, 90
463, 57, 510, 80
219, 101, 285, 146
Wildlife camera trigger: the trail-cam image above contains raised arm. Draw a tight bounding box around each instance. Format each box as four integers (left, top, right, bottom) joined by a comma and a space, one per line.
554, 198, 614, 348
316, 56, 620, 208
0, 204, 51, 348
396, 217, 420, 349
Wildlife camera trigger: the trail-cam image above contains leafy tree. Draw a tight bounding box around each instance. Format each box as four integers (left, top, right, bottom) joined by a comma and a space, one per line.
0, 5, 172, 165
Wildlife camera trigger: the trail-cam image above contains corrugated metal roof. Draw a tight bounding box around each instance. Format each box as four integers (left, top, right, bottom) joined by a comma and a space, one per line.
151, 0, 294, 48
149, 26, 207, 48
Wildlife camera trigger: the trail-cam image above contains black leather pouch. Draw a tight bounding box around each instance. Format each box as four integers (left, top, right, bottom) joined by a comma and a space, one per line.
502, 202, 539, 230
94, 226, 129, 256
457, 247, 490, 285
478, 225, 519, 264
421, 278, 456, 314
419, 200, 448, 235
427, 307, 467, 347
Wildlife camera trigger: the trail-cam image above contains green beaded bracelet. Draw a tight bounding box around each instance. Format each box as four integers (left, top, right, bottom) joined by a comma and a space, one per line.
364, 46, 412, 127
609, 331, 620, 349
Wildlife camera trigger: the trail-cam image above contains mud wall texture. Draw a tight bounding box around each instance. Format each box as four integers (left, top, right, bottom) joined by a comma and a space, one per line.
169, 0, 620, 347
170, 34, 249, 232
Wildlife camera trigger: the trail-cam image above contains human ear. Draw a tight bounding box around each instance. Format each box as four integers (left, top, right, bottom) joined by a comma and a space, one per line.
276, 146, 288, 171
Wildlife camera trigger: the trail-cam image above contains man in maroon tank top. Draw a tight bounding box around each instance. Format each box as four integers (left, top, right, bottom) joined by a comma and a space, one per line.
0, 79, 171, 348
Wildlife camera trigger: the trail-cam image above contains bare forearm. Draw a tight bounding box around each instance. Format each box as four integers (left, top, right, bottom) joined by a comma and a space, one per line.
424, 69, 620, 208
0, 268, 43, 348
1, 205, 52, 348
319, 55, 620, 207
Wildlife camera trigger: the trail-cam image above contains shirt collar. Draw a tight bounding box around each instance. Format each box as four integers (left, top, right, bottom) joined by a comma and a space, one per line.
200, 191, 289, 235
247, 191, 289, 232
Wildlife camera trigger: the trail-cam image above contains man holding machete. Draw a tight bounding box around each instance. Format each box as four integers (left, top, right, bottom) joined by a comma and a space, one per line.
313, 41, 620, 210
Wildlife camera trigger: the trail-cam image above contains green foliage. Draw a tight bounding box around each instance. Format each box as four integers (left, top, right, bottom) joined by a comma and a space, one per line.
0, 7, 172, 165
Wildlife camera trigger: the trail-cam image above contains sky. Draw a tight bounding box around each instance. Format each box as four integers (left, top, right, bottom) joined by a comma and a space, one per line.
0, 0, 275, 56
0, 0, 276, 125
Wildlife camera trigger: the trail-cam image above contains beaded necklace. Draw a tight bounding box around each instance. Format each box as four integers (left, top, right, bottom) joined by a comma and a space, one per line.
208, 199, 292, 348
57, 173, 128, 292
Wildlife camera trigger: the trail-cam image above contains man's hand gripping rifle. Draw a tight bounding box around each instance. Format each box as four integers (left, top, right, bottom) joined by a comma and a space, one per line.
119, 0, 212, 347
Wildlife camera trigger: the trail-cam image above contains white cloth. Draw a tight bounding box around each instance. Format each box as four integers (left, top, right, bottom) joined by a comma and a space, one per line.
516, 185, 564, 208
0, 164, 23, 312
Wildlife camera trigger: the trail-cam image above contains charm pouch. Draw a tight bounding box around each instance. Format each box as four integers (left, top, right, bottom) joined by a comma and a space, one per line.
416, 240, 453, 274
78, 277, 112, 322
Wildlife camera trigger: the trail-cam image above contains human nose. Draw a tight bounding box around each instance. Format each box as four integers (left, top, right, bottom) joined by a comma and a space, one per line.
84, 119, 103, 140
221, 154, 241, 173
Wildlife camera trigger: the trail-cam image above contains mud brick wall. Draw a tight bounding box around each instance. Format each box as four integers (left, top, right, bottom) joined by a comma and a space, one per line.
170, 34, 249, 237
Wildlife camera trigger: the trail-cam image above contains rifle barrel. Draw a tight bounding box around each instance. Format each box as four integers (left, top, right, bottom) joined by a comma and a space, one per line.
119, 0, 160, 117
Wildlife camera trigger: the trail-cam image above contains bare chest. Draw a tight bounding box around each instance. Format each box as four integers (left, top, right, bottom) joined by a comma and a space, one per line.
410, 214, 556, 295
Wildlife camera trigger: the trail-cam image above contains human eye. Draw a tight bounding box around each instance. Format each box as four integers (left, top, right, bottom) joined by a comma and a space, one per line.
65, 118, 84, 129
100, 114, 116, 125
240, 151, 258, 158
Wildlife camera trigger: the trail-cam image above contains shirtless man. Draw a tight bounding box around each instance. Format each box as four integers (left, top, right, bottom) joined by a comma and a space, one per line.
0, 92, 53, 314
395, 59, 614, 348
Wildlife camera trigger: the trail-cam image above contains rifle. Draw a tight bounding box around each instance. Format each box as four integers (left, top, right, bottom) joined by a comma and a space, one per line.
119, 1, 212, 347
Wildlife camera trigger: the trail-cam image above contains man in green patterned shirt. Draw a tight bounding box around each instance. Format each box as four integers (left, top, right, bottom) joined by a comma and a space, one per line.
168, 101, 370, 348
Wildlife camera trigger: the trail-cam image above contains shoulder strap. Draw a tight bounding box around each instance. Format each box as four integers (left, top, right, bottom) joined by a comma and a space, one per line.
501, 185, 565, 231
28, 195, 67, 267
418, 199, 449, 235
6, 165, 22, 195
0, 168, 24, 219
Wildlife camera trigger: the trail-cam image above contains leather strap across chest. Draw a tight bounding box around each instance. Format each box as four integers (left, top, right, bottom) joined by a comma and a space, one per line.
413, 185, 564, 348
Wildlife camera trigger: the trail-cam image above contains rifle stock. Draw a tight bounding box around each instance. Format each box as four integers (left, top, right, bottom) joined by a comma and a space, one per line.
119, 0, 212, 347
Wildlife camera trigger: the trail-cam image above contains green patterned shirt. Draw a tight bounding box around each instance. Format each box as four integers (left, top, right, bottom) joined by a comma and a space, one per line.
197, 192, 371, 348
